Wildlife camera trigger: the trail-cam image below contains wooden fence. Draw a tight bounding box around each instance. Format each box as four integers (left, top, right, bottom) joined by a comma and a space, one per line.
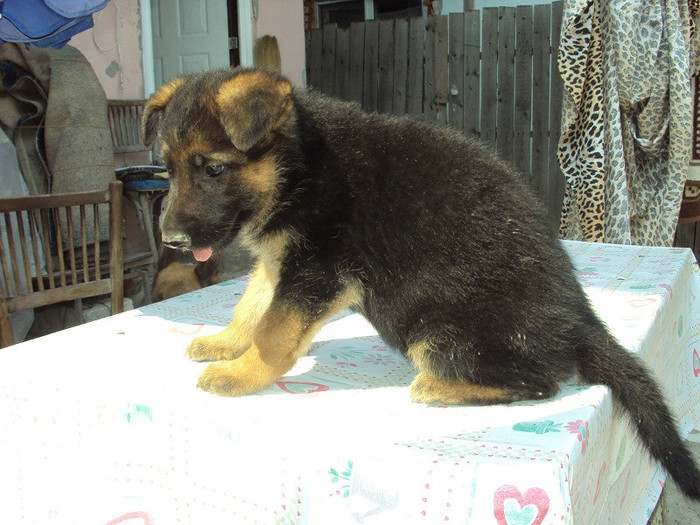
306, 2, 565, 228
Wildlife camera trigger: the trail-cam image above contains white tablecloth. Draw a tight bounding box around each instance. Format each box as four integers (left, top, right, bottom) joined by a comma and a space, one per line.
1, 240, 699, 524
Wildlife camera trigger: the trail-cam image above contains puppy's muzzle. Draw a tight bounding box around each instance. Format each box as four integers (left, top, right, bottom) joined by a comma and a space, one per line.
161, 232, 191, 251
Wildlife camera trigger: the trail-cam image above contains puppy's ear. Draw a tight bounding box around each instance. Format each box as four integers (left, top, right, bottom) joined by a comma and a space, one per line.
141, 77, 185, 147
215, 70, 294, 152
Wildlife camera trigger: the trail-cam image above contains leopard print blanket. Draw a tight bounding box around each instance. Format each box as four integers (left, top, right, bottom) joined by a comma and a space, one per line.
558, 0, 700, 245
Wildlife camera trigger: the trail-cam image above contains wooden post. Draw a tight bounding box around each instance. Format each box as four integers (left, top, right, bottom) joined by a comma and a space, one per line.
448, 13, 465, 130
434, 15, 448, 124
0, 296, 15, 347
531, 4, 551, 200
377, 19, 395, 114
393, 18, 409, 115
335, 26, 350, 101
362, 20, 379, 112
496, 7, 516, 162
321, 24, 337, 96
349, 22, 365, 106
548, 0, 565, 230
464, 9, 480, 137
481, 8, 498, 150
109, 180, 124, 315
514, 5, 533, 180
407, 17, 424, 117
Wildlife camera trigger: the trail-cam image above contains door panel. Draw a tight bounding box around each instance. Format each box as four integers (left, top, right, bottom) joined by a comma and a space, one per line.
151, 0, 230, 87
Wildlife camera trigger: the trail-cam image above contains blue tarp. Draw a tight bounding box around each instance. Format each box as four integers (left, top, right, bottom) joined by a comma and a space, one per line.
0, 0, 109, 49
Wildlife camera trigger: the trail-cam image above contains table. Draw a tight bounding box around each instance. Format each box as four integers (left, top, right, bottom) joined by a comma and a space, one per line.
1, 241, 699, 524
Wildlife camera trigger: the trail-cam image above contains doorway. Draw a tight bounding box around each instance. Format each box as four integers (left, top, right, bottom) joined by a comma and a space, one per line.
141, 0, 251, 95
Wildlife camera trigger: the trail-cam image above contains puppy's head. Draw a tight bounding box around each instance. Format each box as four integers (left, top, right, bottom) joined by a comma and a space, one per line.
142, 68, 295, 262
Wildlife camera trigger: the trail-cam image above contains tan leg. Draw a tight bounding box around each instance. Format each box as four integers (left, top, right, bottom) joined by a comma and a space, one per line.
409, 371, 517, 405
197, 342, 297, 396
197, 284, 363, 396
186, 261, 276, 361
407, 341, 517, 405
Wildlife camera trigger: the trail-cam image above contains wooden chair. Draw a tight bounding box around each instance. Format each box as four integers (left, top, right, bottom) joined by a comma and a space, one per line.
107, 99, 169, 304
107, 99, 150, 156
0, 180, 124, 348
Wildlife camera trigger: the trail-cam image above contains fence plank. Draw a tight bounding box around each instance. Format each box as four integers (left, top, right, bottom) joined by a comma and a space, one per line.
548, 0, 565, 229
308, 29, 323, 90
393, 18, 409, 115
335, 26, 350, 101
377, 19, 395, 113
675, 222, 696, 249
514, 5, 533, 179
305, 29, 311, 85
321, 24, 337, 96
363, 20, 379, 112
496, 7, 516, 162
434, 15, 449, 123
464, 10, 481, 137
407, 17, 424, 116
448, 13, 465, 131
349, 22, 365, 105
481, 8, 498, 150
424, 17, 437, 120
306, 7, 566, 228
531, 4, 551, 201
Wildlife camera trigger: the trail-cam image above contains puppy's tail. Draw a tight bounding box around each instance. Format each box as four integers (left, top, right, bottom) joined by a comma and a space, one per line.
577, 328, 700, 499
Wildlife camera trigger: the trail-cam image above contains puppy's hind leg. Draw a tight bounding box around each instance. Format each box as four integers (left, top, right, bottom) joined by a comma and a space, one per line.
409, 370, 522, 405
407, 339, 558, 406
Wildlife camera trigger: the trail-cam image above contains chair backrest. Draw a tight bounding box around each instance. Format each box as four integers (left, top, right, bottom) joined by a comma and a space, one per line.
107, 99, 148, 155
0, 180, 124, 347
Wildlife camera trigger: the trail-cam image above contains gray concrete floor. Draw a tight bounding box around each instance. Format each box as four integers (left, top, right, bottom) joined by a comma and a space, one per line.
651, 432, 700, 524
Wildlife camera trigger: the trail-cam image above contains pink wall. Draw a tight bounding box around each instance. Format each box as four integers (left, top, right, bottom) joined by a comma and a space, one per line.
68, 0, 307, 99
70, 0, 144, 100
254, 0, 306, 86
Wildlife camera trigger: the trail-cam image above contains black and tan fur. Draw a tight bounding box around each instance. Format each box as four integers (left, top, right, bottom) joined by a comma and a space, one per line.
151, 248, 223, 302
142, 68, 700, 497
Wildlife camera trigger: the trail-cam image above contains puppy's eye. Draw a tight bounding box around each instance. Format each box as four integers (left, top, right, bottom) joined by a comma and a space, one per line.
205, 164, 226, 178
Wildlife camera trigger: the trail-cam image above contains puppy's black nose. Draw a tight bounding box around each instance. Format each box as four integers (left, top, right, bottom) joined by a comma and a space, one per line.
161, 232, 191, 250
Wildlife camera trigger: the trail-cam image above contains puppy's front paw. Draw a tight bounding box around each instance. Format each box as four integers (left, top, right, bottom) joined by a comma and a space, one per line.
186, 335, 221, 361
196, 359, 277, 397
197, 361, 245, 396
185, 335, 230, 361
186, 333, 245, 362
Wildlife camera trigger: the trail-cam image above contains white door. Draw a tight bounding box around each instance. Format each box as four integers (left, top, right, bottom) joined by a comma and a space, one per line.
150, 0, 230, 88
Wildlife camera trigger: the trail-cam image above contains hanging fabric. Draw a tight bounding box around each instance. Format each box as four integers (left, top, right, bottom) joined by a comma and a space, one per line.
558, 0, 700, 246
0, 0, 109, 49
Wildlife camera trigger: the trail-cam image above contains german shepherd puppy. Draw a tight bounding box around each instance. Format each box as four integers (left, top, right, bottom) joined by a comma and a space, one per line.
142, 68, 700, 497
151, 247, 223, 302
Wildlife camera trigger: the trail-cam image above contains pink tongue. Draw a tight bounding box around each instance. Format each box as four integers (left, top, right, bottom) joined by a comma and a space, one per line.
192, 247, 213, 262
